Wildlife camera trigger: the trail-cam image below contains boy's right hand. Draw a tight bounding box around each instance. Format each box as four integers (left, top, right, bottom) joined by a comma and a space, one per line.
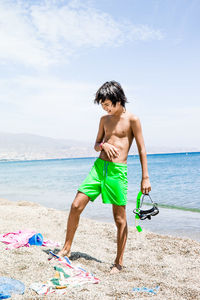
102, 142, 120, 160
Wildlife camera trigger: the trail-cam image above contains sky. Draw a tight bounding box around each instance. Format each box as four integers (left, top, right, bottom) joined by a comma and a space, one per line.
0, 0, 200, 150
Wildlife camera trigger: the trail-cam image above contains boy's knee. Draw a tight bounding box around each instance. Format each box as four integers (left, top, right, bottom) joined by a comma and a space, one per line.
71, 202, 82, 214
114, 215, 127, 228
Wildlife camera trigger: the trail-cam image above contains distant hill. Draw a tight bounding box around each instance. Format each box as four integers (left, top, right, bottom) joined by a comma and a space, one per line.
0, 132, 96, 160
0, 132, 199, 161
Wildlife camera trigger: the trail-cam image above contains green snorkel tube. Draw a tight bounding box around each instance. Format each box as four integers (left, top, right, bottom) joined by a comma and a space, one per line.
135, 191, 143, 232
134, 191, 159, 232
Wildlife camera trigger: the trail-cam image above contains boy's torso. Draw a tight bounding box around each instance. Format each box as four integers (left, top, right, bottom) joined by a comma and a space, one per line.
99, 111, 134, 164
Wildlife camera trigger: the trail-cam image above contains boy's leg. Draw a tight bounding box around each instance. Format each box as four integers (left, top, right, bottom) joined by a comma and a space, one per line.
111, 204, 128, 273
59, 191, 90, 257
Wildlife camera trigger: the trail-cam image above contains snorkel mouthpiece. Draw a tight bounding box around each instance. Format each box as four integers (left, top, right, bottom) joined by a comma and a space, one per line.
135, 191, 143, 232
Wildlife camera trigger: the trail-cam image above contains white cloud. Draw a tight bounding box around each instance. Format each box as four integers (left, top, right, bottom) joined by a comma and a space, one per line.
30, 3, 122, 48
0, 0, 164, 68
127, 24, 163, 41
0, 1, 50, 66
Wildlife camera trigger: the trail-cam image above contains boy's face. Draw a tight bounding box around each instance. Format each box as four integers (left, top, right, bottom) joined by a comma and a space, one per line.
101, 99, 120, 115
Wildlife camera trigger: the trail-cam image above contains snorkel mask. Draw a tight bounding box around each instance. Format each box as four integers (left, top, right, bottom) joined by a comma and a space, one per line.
133, 191, 159, 232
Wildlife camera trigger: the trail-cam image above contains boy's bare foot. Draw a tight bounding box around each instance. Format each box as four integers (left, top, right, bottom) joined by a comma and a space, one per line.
110, 263, 123, 274
58, 249, 71, 258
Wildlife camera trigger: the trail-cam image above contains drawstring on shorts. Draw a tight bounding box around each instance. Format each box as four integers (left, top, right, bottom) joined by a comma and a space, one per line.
103, 161, 109, 178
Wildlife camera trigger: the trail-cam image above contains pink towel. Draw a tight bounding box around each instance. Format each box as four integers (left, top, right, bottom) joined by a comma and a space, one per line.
0, 230, 36, 249
0, 230, 60, 250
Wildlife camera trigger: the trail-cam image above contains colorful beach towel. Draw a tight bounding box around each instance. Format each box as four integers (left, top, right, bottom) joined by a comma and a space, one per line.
0, 230, 60, 250
30, 253, 100, 296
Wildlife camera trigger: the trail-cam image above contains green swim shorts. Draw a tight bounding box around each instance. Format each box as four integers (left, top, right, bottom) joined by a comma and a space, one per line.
78, 158, 128, 206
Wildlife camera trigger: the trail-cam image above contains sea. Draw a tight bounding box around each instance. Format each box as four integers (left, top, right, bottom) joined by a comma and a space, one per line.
0, 152, 200, 241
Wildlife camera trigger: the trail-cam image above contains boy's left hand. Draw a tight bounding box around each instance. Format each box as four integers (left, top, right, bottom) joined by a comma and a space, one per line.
141, 178, 151, 195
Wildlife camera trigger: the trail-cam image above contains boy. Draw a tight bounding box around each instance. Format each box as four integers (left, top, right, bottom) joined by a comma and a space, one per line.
59, 81, 151, 274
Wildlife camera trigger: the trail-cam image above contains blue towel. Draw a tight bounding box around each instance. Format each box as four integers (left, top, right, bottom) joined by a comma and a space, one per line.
0, 293, 11, 299
0, 277, 25, 299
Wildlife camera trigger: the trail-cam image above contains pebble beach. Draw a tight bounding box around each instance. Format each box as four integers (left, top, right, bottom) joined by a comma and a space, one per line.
0, 198, 200, 300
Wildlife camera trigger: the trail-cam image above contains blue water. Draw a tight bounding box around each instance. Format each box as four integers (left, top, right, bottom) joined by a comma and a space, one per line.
0, 152, 200, 241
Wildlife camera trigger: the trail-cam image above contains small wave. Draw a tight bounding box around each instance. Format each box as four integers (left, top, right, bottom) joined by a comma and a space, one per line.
144, 202, 200, 213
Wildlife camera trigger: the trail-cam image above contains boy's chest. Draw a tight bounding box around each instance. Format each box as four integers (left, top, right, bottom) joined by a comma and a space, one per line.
104, 117, 131, 137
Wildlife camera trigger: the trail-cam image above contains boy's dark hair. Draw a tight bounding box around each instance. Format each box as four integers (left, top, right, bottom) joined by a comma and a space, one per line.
94, 81, 127, 107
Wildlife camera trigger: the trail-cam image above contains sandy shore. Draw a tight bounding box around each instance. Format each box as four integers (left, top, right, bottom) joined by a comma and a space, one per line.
0, 198, 200, 300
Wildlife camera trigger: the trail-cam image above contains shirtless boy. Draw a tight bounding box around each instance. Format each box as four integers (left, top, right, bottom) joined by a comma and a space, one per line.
59, 81, 151, 274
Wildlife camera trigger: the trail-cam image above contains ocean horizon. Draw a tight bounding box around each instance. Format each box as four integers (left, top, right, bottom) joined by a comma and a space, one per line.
1, 150, 200, 162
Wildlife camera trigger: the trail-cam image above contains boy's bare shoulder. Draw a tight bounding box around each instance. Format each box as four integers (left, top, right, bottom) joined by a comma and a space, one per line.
126, 111, 140, 123
100, 115, 108, 122
100, 114, 111, 124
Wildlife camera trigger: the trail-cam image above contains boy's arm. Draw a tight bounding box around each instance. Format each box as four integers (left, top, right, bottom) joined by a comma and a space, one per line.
94, 116, 105, 152
131, 115, 151, 194
94, 116, 120, 159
